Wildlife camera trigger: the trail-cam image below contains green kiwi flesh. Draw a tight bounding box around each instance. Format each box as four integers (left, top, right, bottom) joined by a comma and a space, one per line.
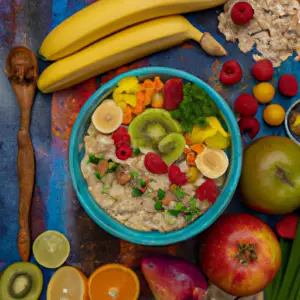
128, 109, 182, 148
0, 262, 43, 300
158, 133, 186, 165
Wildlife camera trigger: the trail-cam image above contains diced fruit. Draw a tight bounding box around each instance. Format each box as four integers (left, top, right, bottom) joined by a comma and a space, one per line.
144, 153, 168, 174
196, 179, 218, 203
234, 94, 258, 117
276, 215, 299, 239
122, 106, 132, 125
195, 147, 229, 179
238, 117, 260, 139
206, 117, 229, 137
205, 132, 230, 150
163, 78, 184, 110
139, 176, 149, 193
96, 160, 109, 176
219, 60, 243, 85
231, 2, 254, 25
252, 59, 274, 81
253, 82, 275, 104
47, 266, 88, 300
190, 144, 205, 154
263, 104, 285, 126
131, 91, 145, 115
32, 230, 70, 269
0, 262, 43, 300
116, 144, 132, 160
88, 264, 140, 300
190, 126, 217, 144
169, 165, 188, 186
128, 109, 181, 148
158, 132, 186, 165
278, 74, 299, 97
151, 92, 164, 108
186, 152, 196, 166
92, 100, 123, 134
141, 255, 208, 300
187, 166, 201, 183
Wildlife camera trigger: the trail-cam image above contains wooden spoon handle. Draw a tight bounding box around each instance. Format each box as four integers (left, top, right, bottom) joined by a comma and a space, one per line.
17, 129, 35, 262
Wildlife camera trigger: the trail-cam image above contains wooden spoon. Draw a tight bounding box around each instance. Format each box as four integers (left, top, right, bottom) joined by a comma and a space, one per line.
5, 46, 38, 262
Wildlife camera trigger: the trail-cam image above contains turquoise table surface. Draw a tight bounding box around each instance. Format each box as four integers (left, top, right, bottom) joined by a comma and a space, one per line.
0, 1, 298, 299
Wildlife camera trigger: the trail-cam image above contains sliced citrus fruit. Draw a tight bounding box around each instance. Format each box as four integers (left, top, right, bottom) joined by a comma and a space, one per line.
33, 230, 70, 269
88, 264, 140, 300
47, 266, 88, 300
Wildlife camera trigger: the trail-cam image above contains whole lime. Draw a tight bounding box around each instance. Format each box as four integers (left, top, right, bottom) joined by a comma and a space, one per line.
240, 136, 300, 214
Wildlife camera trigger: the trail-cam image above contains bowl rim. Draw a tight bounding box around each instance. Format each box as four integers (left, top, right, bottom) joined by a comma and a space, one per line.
69, 66, 242, 245
284, 99, 300, 146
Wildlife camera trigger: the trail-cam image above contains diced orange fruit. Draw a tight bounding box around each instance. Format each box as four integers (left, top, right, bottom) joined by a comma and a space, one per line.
190, 144, 205, 154
131, 91, 145, 115
122, 106, 132, 125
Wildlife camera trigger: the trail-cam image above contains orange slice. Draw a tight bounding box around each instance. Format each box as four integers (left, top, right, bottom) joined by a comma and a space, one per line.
47, 266, 88, 300
88, 264, 140, 300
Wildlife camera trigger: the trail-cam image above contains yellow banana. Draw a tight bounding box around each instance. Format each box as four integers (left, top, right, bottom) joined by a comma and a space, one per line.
40, 0, 227, 61
38, 16, 227, 94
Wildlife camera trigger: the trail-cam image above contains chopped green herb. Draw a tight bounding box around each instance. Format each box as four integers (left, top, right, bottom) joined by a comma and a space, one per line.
106, 162, 119, 173
167, 210, 180, 217
155, 201, 163, 211
171, 185, 186, 199
186, 214, 193, 222
149, 179, 155, 182
186, 206, 201, 216
95, 170, 101, 180
189, 199, 197, 207
102, 186, 109, 194
157, 189, 165, 200
87, 154, 104, 164
175, 202, 183, 211
132, 188, 144, 197
130, 171, 139, 178
170, 83, 218, 132
140, 179, 147, 188
133, 148, 141, 156
146, 188, 153, 194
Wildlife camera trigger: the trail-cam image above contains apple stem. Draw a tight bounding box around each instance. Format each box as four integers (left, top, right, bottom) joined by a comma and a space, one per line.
235, 243, 257, 265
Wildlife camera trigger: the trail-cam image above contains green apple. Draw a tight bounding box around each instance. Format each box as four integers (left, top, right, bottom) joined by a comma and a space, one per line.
240, 136, 300, 215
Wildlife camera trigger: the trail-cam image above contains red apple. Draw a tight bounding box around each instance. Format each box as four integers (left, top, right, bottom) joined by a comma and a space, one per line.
200, 213, 281, 297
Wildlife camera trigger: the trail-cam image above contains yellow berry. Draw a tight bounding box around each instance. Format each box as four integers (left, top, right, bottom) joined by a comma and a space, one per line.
263, 104, 286, 126
253, 82, 276, 104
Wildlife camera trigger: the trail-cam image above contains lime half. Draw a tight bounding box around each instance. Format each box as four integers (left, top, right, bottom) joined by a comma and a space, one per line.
33, 230, 70, 269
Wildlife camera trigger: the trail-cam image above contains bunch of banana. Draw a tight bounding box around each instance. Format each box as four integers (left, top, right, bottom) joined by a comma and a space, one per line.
38, 0, 228, 93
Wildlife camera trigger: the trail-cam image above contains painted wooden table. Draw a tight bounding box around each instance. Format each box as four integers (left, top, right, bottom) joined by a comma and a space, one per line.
0, 1, 298, 299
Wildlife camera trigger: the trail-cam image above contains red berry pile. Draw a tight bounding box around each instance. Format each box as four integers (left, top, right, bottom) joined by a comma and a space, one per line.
112, 126, 132, 160
168, 165, 188, 187
144, 153, 168, 174
196, 179, 218, 204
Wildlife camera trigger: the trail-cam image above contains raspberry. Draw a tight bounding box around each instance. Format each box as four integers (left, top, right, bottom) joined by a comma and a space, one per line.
116, 144, 132, 160
231, 2, 254, 25
144, 153, 168, 174
220, 60, 243, 86
278, 74, 299, 97
234, 94, 258, 117
168, 165, 188, 187
112, 126, 130, 145
252, 59, 274, 81
196, 179, 218, 203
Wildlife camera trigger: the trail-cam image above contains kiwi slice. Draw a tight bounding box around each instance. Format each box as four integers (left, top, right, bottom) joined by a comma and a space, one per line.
158, 133, 186, 165
128, 109, 182, 148
0, 262, 43, 300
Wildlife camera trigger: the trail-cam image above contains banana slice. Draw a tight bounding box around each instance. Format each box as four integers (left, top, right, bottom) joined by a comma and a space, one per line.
195, 147, 229, 179
92, 99, 123, 134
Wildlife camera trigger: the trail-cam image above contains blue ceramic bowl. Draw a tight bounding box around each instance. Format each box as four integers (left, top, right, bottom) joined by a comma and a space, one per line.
69, 67, 242, 246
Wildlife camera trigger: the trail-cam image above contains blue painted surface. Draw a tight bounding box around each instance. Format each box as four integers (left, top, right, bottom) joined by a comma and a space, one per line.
0, 1, 299, 299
